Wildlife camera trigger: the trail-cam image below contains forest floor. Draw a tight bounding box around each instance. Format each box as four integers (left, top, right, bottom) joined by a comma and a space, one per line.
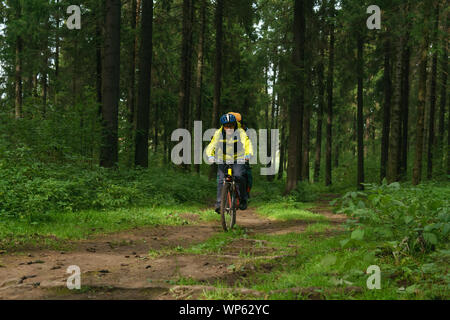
0, 195, 360, 300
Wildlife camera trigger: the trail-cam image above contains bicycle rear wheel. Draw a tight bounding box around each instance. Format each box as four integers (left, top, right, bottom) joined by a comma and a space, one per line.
220, 182, 236, 232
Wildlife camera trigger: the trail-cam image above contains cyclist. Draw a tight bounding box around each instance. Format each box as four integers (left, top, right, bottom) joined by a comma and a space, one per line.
227, 112, 253, 198
206, 114, 253, 214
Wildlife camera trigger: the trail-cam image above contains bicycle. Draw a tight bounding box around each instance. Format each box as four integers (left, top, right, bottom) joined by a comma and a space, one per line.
219, 163, 240, 232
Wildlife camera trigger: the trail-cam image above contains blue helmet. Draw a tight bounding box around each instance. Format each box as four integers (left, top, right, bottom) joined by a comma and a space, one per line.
220, 114, 237, 126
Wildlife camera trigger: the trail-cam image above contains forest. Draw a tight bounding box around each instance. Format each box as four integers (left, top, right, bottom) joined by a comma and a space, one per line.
0, 0, 448, 301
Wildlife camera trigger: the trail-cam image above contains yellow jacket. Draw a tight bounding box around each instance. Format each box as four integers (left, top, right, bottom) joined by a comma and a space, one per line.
206, 127, 253, 161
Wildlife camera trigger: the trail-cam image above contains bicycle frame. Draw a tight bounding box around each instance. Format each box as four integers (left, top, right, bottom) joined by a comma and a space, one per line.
221, 163, 239, 231
224, 164, 239, 206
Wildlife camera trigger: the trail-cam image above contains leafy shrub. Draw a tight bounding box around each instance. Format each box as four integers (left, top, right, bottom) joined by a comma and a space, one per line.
0, 152, 215, 218
334, 180, 450, 255
289, 181, 319, 202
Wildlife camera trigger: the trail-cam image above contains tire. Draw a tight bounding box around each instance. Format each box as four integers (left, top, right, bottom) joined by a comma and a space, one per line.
220, 182, 236, 232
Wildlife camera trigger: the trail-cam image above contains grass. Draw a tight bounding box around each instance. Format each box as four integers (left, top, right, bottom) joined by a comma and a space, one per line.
202, 229, 442, 300
0, 204, 216, 251
182, 226, 248, 255
255, 201, 323, 221
198, 198, 449, 300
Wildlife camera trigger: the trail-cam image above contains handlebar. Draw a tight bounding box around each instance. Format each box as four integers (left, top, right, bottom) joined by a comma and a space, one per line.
208, 159, 249, 165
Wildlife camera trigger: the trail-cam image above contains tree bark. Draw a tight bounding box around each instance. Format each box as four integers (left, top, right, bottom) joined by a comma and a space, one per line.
194, 0, 206, 173
211, 0, 223, 129
278, 98, 286, 180
96, 1, 103, 116
268, 61, 278, 182
264, 67, 270, 130
301, 0, 313, 183
387, 33, 404, 183
100, 0, 121, 168
302, 92, 310, 182
334, 135, 339, 168
178, 0, 195, 130
380, 37, 392, 181
448, 98, 450, 176
295, 7, 306, 183
412, 19, 430, 185
15, 35, 23, 119
54, 0, 60, 107
427, 3, 440, 179
270, 61, 278, 131
134, 0, 153, 168
357, 32, 364, 190
195, 0, 206, 122
285, 0, 305, 194
42, 18, 50, 116
399, 41, 410, 179
325, 2, 335, 186
209, 0, 224, 180
314, 46, 325, 183
126, 0, 137, 164
14, 1, 22, 119
278, 57, 287, 181
437, 10, 448, 171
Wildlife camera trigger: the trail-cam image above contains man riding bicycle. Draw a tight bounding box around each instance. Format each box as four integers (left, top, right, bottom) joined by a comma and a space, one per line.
228, 112, 253, 198
206, 113, 253, 214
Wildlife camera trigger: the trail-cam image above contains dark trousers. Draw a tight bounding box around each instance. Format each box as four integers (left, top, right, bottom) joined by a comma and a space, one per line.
216, 163, 247, 207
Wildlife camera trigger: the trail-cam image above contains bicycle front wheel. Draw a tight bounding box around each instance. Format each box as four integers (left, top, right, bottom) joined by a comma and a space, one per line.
220, 182, 236, 232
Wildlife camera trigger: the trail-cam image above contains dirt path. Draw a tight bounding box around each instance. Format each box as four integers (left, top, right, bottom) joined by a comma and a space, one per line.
0, 196, 345, 300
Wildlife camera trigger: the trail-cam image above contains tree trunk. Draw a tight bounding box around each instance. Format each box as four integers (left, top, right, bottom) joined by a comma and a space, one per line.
399, 41, 410, 179
209, 0, 224, 180
302, 94, 310, 182
32, 74, 38, 98
314, 46, 325, 183
127, 0, 137, 165
387, 34, 404, 183
100, 0, 121, 168
41, 18, 50, 116
296, 109, 304, 182
448, 100, 450, 176
285, 0, 305, 194
295, 12, 306, 183
427, 4, 440, 179
334, 136, 339, 168
178, 0, 195, 130
268, 62, 278, 182
54, 0, 60, 107
302, 59, 312, 182
134, 0, 153, 168
211, 0, 223, 129
278, 98, 286, 180
96, 5, 103, 115
325, 3, 335, 186
357, 32, 364, 190
154, 102, 159, 152
412, 23, 430, 185
278, 57, 287, 182
163, 109, 168, 163
14, 1, 22, 119
363, 114, 369, 156
263, 73, 269, 128
437, 11, 448, 170
301, 0, 313, 183
15, 35, 23, 119
195, 0, 207, 173
72, 39, 79, 109
270, 61, 278, 131
370, 112, 376, 154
